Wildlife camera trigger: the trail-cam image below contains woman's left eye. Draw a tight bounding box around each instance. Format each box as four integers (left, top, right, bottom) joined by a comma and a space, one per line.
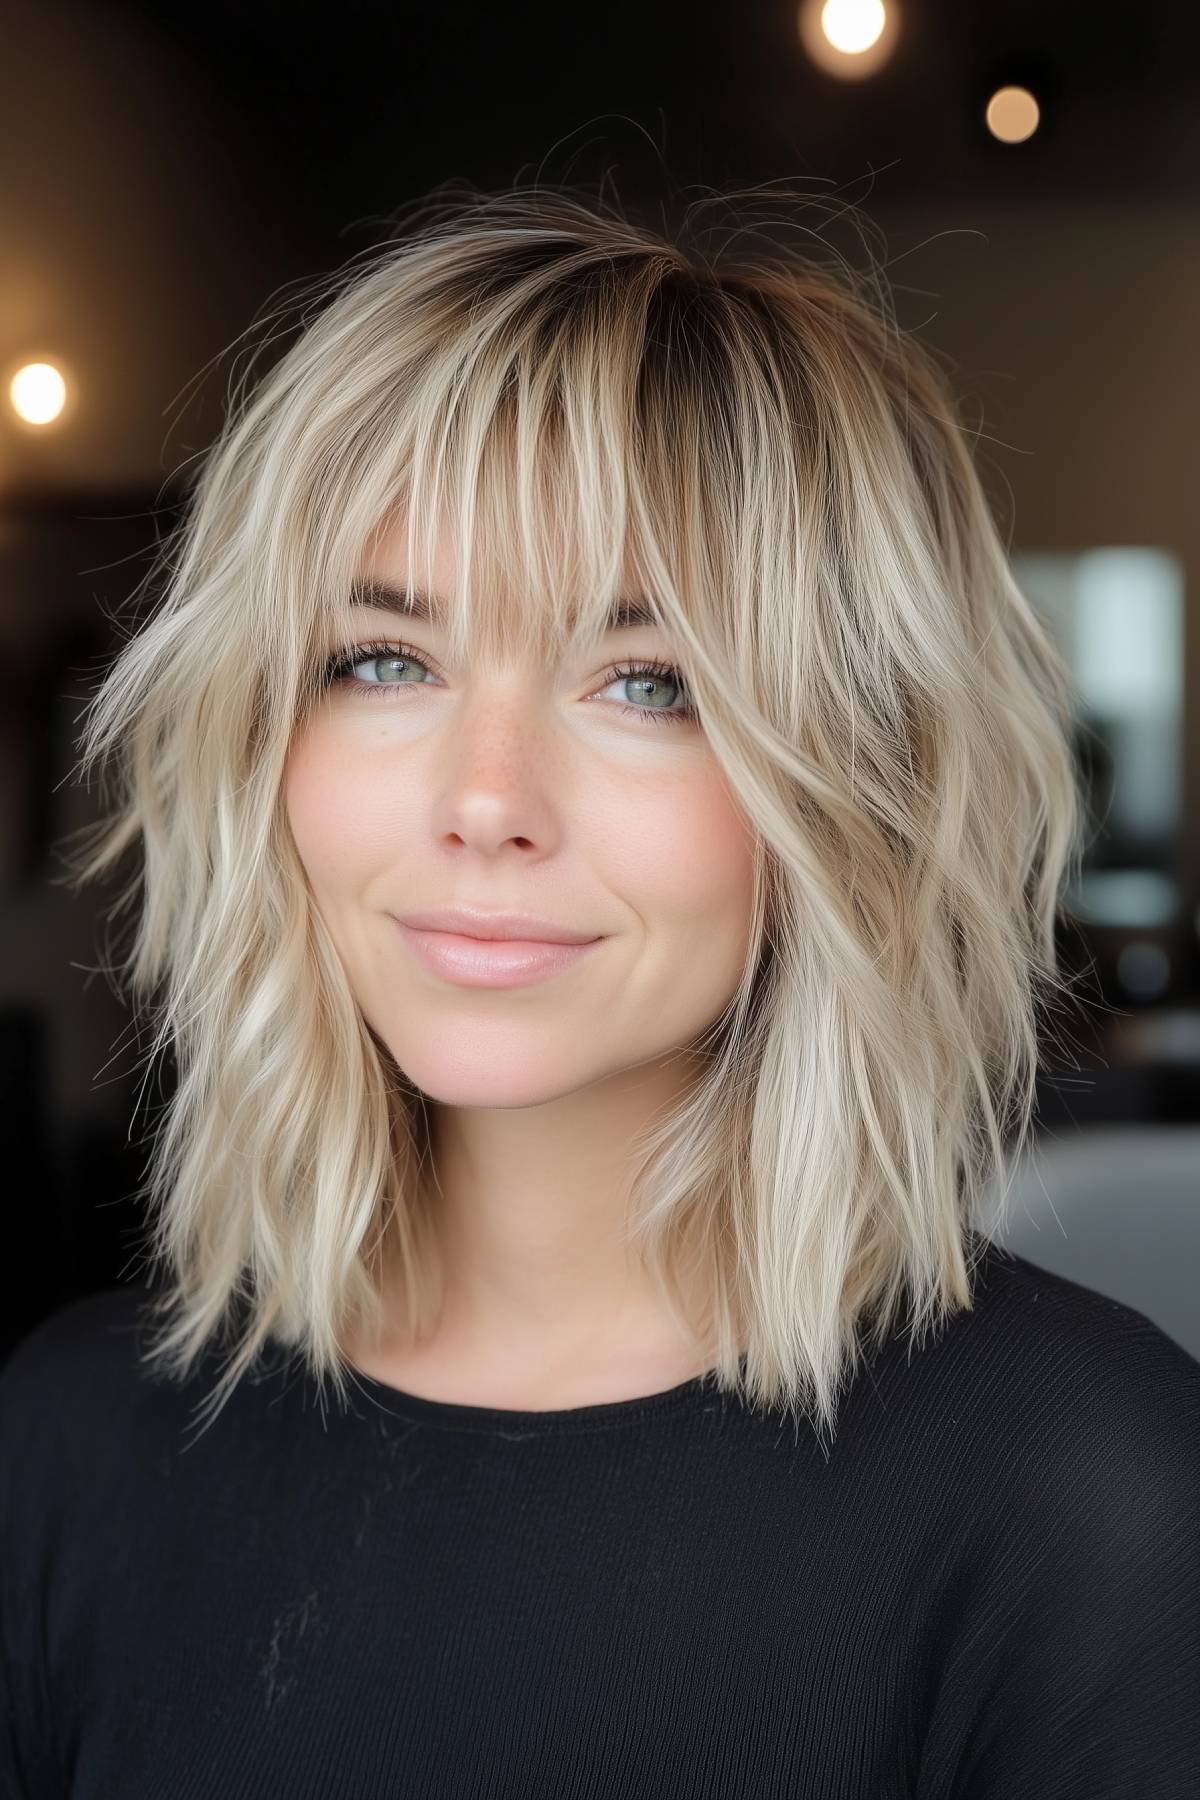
319, 640, 696, 728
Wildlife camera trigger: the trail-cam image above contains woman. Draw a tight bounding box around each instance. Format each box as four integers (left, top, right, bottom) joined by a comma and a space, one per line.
2, 181, 1197, 1797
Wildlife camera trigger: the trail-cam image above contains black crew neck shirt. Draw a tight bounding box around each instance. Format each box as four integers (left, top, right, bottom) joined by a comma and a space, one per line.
2, 1236, 1198, 1799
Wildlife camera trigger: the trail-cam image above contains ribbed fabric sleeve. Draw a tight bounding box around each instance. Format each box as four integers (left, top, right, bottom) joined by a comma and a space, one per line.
2, 1237, 1198, 1799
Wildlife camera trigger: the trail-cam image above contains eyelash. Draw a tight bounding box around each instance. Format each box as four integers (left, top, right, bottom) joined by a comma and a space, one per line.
319, 639, 697, 729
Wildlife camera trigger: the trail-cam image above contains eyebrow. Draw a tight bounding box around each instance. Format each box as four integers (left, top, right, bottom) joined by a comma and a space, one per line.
347, 577, 659, 632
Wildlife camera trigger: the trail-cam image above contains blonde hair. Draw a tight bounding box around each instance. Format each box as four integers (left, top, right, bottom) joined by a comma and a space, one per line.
58, 180, 1089, 1446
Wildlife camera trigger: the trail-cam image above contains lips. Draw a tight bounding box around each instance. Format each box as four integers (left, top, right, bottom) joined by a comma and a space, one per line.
396, 906, 600, 945
394, 920, 602, 989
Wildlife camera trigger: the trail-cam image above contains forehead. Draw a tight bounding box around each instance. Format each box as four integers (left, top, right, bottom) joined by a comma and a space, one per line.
347, 575, 659, 635
349, 506, 664, 647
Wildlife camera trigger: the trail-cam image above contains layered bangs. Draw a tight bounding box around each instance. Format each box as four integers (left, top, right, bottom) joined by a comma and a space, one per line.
304, 249, 756, 730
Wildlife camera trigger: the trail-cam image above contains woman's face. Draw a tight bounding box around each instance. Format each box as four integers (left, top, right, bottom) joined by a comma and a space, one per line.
284, 515, 758, 1108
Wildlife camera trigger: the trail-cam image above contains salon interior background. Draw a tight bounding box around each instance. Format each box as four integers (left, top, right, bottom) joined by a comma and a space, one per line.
3, 0, 1198, 1359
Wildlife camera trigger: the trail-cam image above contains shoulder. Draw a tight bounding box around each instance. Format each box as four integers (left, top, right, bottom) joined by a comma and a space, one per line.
0, 1288, 169, 1607
1, 1284, 306, 1489
2, 1283, 153, 1368
863, 1234, 1200, 1515
0, 1283, 261, 1516
0, 1284, 158, 1420
958, 1234, 1200, 1424
0, 1285, 296, 1580
909, 1242, 1200, 1792
0, 1283, 279, 1448
911, 1234, 1200, 1538
0, 1287, 169, 1492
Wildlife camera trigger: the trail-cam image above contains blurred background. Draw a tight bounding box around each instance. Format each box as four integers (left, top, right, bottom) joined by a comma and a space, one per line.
2, 0, 1197, 1363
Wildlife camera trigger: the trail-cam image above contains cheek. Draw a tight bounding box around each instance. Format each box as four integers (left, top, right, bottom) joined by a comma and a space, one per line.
284, 733, 336, 888
283, 729, 398, 892
599, 765, 756, 929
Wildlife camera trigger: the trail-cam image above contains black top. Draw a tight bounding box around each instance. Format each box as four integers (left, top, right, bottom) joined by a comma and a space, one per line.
2, 1236, 1198, 1799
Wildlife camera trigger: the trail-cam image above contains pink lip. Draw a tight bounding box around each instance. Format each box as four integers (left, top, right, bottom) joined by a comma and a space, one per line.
395, 923, 602, 988
397, 906, 597, 943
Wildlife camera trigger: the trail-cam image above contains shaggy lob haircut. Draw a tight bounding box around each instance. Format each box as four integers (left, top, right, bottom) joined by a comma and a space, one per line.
60, 181, 1088, 1446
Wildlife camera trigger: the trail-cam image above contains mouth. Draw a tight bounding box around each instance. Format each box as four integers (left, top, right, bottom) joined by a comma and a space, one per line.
393, 921, 603, 989
395, 906, 600, 944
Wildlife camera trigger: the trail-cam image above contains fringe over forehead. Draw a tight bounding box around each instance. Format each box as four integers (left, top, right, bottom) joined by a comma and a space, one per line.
292, 207, 833, 691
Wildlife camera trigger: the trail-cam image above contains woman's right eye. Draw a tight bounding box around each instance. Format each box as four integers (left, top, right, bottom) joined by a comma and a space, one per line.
321, 640, 435, 698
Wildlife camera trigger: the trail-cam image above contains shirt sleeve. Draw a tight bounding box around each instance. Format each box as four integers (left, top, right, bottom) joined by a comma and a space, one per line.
915, 1308, 1200, 1799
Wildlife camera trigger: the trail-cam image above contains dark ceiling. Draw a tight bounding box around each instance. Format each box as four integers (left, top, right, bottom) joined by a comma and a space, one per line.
113, 0, 1200, 254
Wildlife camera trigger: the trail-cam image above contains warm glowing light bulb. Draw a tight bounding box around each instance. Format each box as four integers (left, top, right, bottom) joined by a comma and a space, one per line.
986, 85, 1040, 144
820, 0, 886, 54
10, 361, 67, 425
